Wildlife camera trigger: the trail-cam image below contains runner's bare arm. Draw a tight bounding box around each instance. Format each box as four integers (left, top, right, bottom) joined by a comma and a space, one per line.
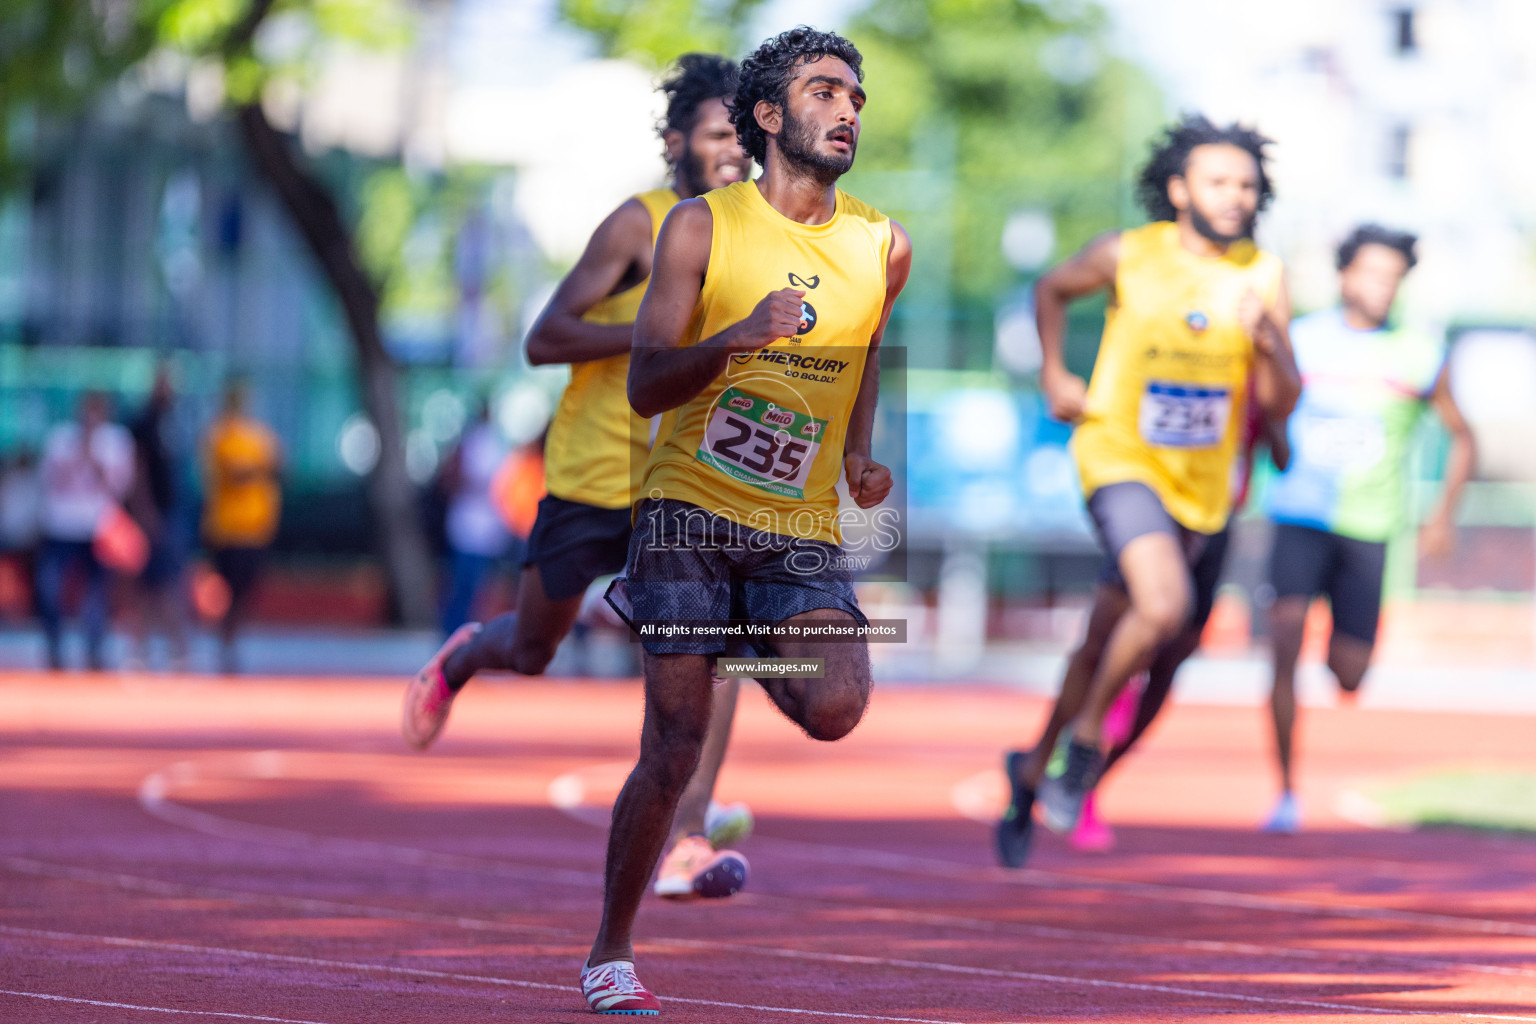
1421, 364, 1477, 557
629, 199, 805, 418
1258, 412, 1291, 472
844, 222, 913, 509
1242, 276, 1301, 419
1035, 231, 1119, 423
525, 198, 654, 366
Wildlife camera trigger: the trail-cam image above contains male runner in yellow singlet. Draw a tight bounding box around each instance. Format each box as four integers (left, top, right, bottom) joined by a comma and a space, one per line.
401, 55, 756, 897
995, 115, 1301, 867
577, 27, 911, 1014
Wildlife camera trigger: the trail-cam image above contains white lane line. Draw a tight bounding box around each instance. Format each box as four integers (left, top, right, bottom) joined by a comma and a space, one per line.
12, 857, 1535, 1020
18, 851, 1535, 982
558, 761, 1536, 940
128, 755, 1536, 1013
837, 904, 1536, 980
0, 988, 332, 1023
0, 926, 973, 1024
137, 755, 601, 886
662, 936, 1536, 1019
752, 831, 1536, 939
546, 760, 628, 828
0, 856, 569, 938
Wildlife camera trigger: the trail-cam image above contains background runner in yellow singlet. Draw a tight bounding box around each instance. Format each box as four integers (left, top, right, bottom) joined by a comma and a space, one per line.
995, 115, 1301, 868
578, 28, 911, 1015
401, 55, 759, 902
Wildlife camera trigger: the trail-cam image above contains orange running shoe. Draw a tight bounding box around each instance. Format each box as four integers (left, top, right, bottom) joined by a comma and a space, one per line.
401, 623, 481, 751
653, 834, 748, 900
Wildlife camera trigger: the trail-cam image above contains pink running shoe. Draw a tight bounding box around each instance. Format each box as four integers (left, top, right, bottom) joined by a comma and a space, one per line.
1104, 671, 1146, 747
653, 834, 749, 900
401, 623, 481, 751
581, 959, 660, 1015
1069, 791, 1115, 852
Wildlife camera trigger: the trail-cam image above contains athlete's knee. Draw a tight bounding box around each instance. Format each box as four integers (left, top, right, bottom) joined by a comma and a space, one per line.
1134, 587, 1190, 642
798, 680, 869, 742
507, 637, 560, 676
638, 719, 707, 792
1328, 636, 1373, 692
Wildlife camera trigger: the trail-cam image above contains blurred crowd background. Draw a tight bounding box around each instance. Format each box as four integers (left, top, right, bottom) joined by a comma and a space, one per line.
2, 0, 1534, 681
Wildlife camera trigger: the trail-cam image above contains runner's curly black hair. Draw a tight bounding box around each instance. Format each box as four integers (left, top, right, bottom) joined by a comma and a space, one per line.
1136, 114, 1274, 222
729, 26, 864, 164
657, 53, 739, 140
1336, 223, 1418, 271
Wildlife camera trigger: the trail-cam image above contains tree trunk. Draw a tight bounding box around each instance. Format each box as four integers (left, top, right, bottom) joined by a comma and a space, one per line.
234, 102, 436, 628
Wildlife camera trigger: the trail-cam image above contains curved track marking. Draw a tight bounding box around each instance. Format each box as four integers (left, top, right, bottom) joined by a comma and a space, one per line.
556, 760, 1536, 941
125, 755, 1536, 1019
14, 853, 1536, 989
545, 760, 630, 827
0, 925, 971, 1024
138, 753, 601, 886
760, 826, 1536, 939
0, 989, 331, 1023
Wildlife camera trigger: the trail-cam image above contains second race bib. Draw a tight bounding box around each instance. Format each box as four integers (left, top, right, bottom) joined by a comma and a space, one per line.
696, 386, 827, 500
1297, 413, 1386, 471
1138, 381, 1230, 448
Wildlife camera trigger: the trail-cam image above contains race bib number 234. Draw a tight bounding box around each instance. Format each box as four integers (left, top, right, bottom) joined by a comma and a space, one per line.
696, 386, 827, 499
1138, 381, 1231, 448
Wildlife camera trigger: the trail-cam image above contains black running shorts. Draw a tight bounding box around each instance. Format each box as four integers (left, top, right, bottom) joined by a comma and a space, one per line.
523, 495, 634, 602
613, 497, 865, 656
1089, 482, 1219, 621
1269, 522, 1387, 644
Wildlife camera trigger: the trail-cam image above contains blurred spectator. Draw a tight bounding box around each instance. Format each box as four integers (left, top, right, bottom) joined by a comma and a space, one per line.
491, 430, 547, 541
436, 401, 510, 635
36, 392, 135, 670
126, 364, 191, 671
0, 451, 41, 619
202, 382, 283, 674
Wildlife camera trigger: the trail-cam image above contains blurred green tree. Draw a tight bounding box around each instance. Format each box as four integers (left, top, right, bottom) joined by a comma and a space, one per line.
559, 0, 1163, 369
0, 0, 437, 625
558, 0, 768, 65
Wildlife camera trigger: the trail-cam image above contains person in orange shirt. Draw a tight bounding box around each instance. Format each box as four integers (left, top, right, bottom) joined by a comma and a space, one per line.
202, 381, 282, 674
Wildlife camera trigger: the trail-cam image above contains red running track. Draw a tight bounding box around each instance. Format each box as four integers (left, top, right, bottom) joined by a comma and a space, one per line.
3, 672, 1536, 1022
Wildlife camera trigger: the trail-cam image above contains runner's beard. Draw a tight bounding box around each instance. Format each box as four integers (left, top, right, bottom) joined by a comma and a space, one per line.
676, 146, 707, 196
780, 108, 854, 187
1189, 203, 1254, 245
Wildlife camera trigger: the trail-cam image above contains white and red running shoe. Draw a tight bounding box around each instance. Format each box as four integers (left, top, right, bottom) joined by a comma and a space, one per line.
653, 834, 749, 900
581, 959, 660, 1015
401, 622, 481, 751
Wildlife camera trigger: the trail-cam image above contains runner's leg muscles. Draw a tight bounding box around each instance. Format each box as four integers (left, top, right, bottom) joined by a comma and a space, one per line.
1075, 532, 1191, 747
1103, 622, 1200, 776
669, 677, 740, 841
1327, 633, 1373, 693
1021, 584, 1128, 789
589, 652, 713, 966
1268, 596, 1308, 793
758, 608, 871, 742
443, 566, 582, 686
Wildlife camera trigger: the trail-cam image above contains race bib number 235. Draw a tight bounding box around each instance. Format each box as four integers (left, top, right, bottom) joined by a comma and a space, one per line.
696, 386, 826, 499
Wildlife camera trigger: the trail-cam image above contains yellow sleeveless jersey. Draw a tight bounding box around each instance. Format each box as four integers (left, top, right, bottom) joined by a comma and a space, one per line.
542, 188, 679, 510
640, 181, 892, 545
1072, 221, 1283, 534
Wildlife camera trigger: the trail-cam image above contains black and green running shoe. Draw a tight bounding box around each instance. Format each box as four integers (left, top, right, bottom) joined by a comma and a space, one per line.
995, 749, 1036, 868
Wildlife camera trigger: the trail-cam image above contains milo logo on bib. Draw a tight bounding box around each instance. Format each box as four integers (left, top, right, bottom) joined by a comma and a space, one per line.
697, 385, 827, 499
